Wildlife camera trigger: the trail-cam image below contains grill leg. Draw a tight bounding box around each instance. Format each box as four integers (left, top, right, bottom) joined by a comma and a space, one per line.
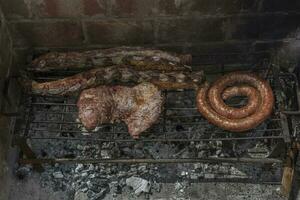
15, 137, 44, 172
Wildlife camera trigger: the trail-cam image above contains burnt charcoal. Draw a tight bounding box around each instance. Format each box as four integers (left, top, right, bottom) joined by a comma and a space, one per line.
41, 149, 48, 157
15, 166, 32, 180
175, 124, 185, 132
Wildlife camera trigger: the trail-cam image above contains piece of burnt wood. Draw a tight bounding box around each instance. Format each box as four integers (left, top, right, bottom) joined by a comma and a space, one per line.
31, 47, 192, 72
23, 66, 204, 96
281, 142, 299, 198
15, 137, 44, 172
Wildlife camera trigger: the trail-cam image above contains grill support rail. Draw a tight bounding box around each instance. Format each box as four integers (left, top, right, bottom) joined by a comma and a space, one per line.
12, 69, 300, 195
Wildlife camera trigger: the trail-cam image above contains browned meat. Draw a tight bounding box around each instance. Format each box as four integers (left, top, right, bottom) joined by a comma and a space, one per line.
216, 85, 261, 119
77, 82, 164, 138
26, 66, 204, 96
31, 47, 192, 72
77, 86, 115, 130
196, 72, 274, 132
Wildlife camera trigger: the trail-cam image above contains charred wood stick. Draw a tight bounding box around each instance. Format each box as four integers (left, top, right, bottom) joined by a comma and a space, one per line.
24, 66, 204, 96
31, 47, 192, 72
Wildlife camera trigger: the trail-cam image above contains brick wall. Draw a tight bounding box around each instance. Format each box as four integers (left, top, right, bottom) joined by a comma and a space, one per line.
0, 5, 14, 200
0, 0, 300, 65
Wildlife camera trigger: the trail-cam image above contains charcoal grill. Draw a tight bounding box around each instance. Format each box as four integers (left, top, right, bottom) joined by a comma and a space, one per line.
10, 64, 300, 191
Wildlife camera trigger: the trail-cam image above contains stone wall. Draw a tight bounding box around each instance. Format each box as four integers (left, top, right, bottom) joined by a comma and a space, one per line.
0, 5, 14, 200
1, 0, 300, 65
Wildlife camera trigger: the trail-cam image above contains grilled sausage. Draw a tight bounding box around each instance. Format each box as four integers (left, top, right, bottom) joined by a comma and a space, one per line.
196, 72, 274, 132
213, 85, 261, 119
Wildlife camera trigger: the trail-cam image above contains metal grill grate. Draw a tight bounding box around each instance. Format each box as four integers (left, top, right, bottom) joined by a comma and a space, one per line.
12, 69, 299, 184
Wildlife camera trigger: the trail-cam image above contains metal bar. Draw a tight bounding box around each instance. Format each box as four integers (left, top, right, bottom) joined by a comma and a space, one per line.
31, 102, 76, 106
30, 114, 206, 120
30, 105, 250, 110
31, 111, 78, 114
167, 108, 197, 110
58, 99, 67, 134
152, 173, 281, 184
162, 90, 168, 133
282, 111, 300, 115
27, 135, 285, 142
31, 121, 83, 124
29, 118, 282, 125
24, 128, 283, 134
280, 113, 291, 143
180, 179, 281, 185
20, 157, 283, 165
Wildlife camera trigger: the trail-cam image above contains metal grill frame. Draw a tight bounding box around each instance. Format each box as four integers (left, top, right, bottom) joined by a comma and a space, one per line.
10, 66, 300, 187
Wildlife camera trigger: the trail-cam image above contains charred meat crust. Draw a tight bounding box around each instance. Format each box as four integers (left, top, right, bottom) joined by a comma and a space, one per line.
31, 47, 192, 72
28, 66, 204, 96
77, 82, 164, 138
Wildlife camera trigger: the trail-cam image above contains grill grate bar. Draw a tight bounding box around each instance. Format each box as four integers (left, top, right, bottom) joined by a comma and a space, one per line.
20, 157, 283, 165
26, 135, 285, 142
24, 128, 283, 135
29, 118, 282, 125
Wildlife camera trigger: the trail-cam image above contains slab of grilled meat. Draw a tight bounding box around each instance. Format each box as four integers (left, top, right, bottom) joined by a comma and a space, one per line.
25, 66, 204, 96
31, 47, 192, 72
77, 82, 164, 138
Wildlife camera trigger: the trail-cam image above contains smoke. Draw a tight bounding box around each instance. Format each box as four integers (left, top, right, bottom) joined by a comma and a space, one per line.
271, 29, 300, 73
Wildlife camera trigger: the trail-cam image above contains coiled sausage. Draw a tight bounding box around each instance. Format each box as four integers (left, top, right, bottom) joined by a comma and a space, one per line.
196, 72, 274, 132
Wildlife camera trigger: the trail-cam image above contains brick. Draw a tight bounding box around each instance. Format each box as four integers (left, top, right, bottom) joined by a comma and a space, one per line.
83, 0, 106, 16
257, 0, 300, 12
110, 0, 155, 17
215, 0, 254, 14
153, 45, 185, 54
223, 16, 260, 40
184, 41, 255, 65
37, 0, 82, 17
157, 0, 300, 16
259, 14, 300, 39
156, 18, 224, 43
85, 20, 155, 45
253, 40, 284, 52
32, 0, 106, 18
10, 21, 84, 47
0, 0, 29, 19
154, 42, 258, 65
225, 13, 300, 40
157, 0, 260, 16
157, 0, 216, 16
192, 51, 269, 66
187, 41, 252, 56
